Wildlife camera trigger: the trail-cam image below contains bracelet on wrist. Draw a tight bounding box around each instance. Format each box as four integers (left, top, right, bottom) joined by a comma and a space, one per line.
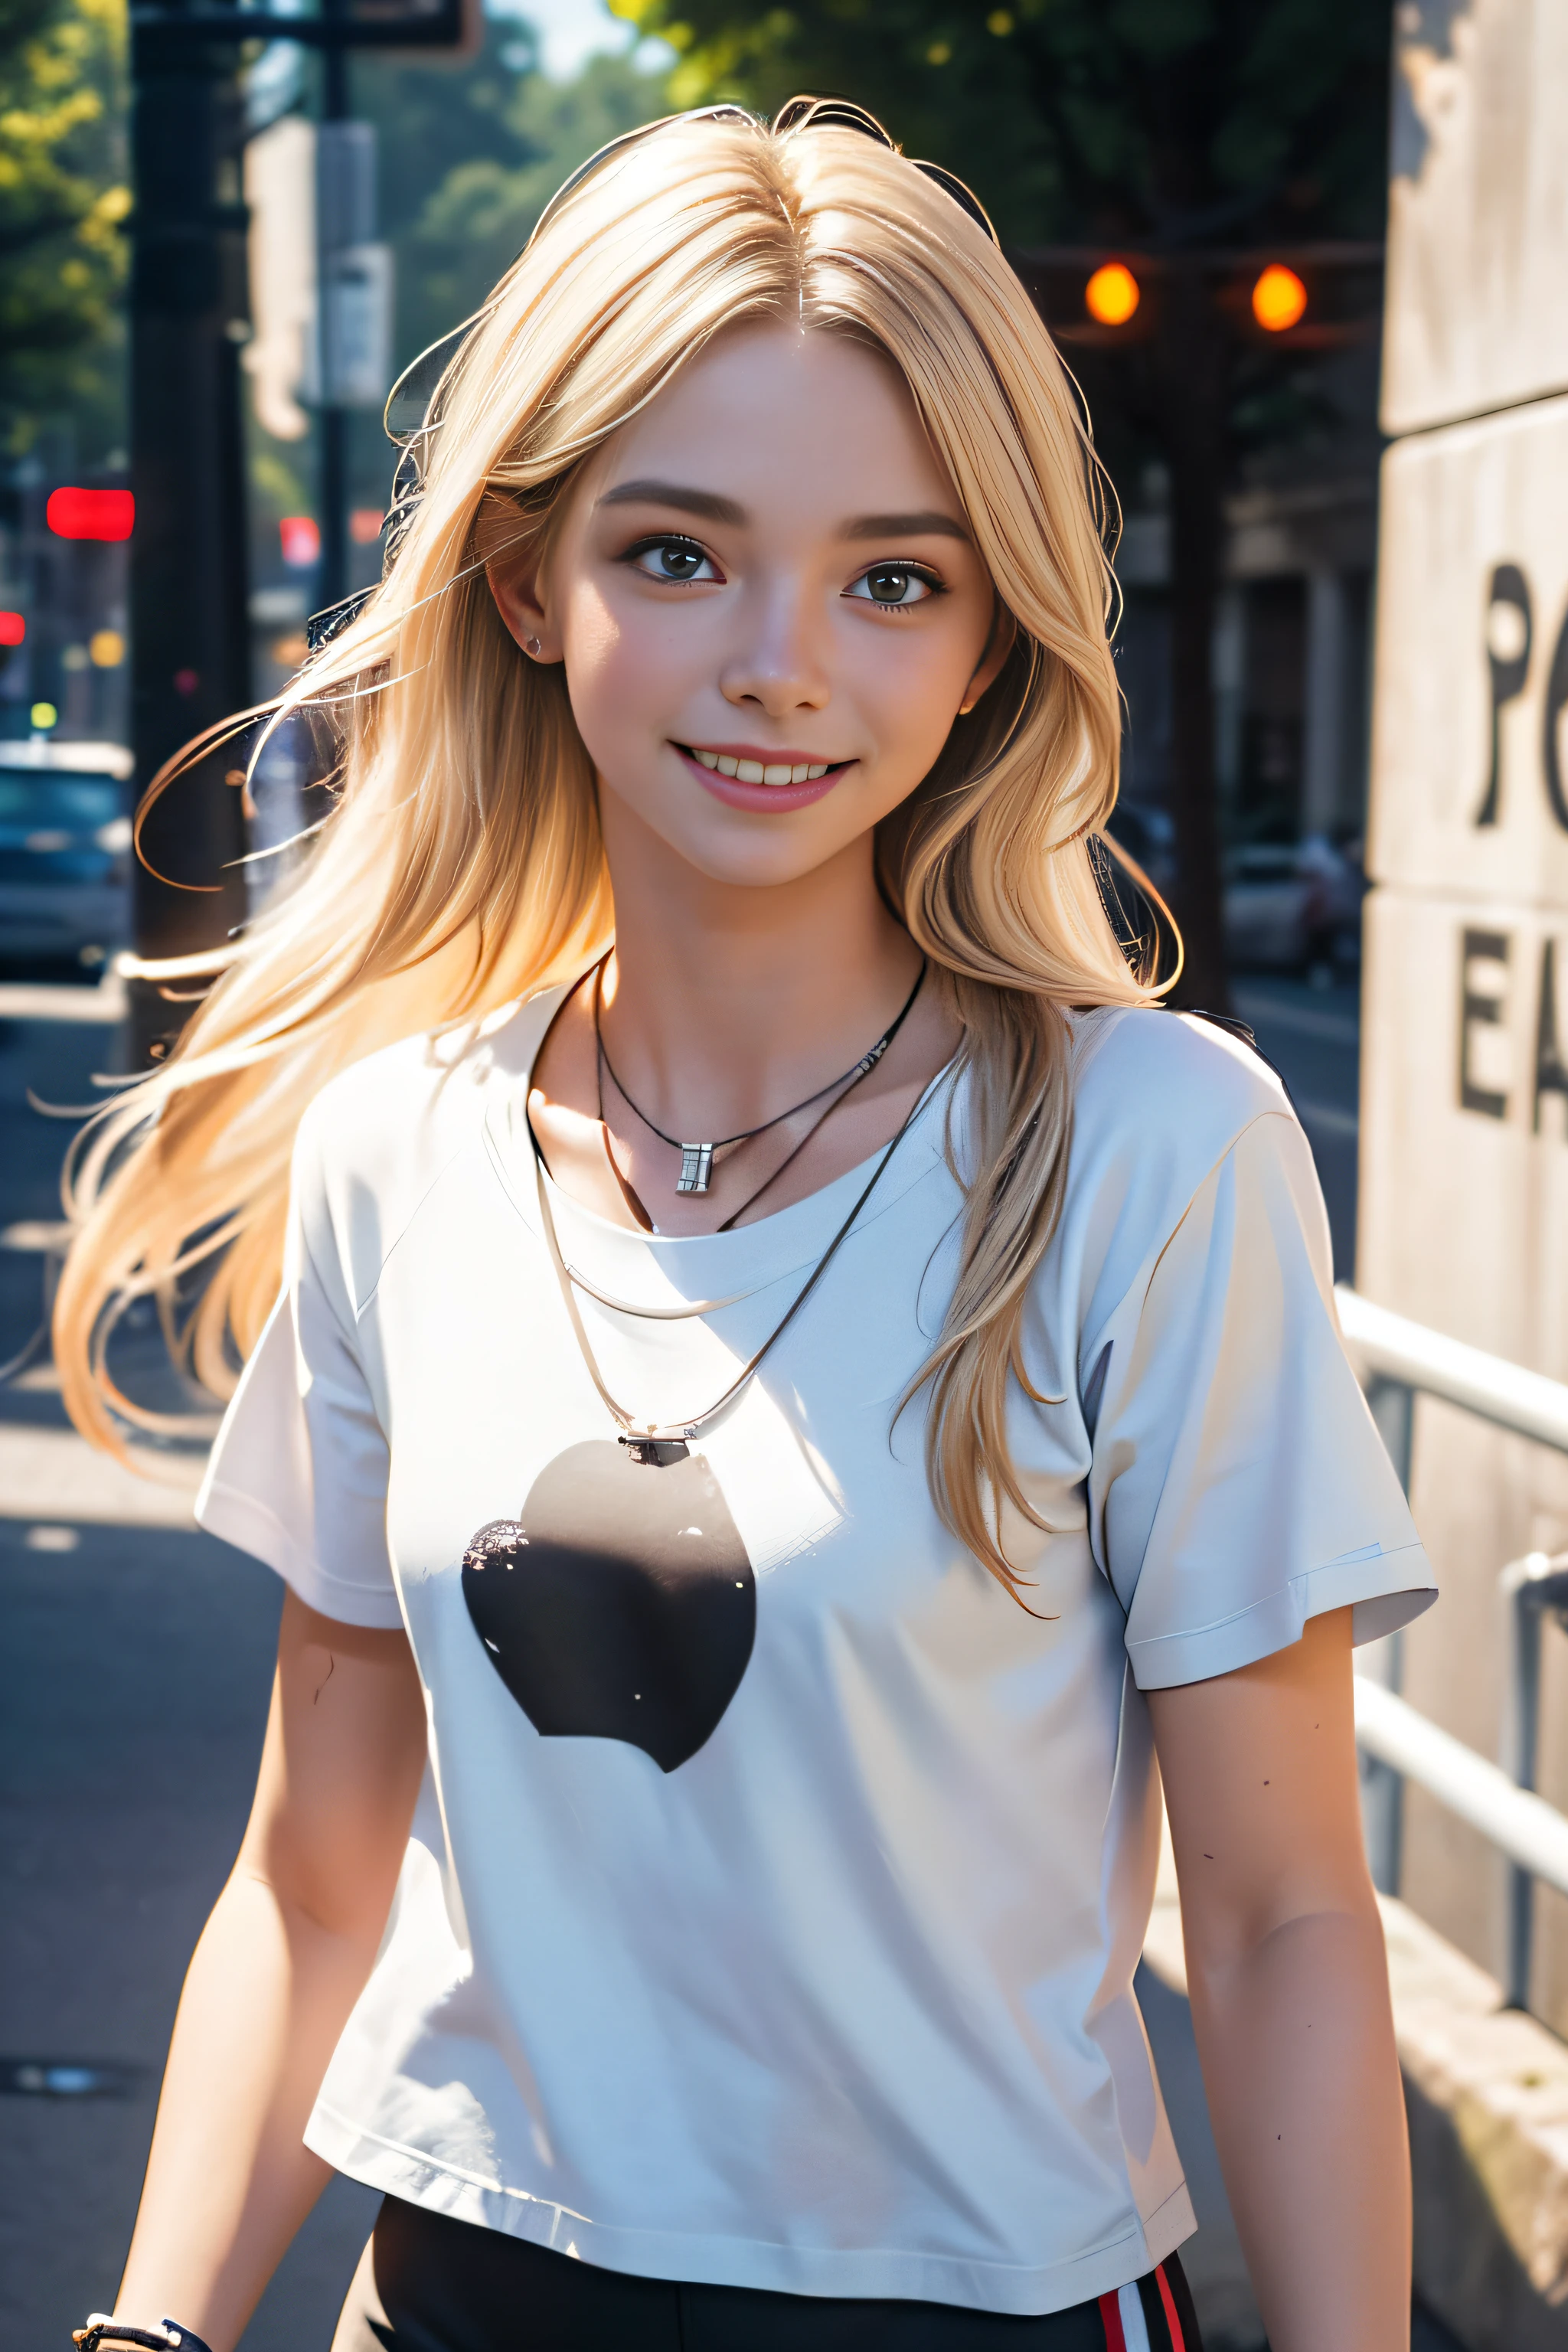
74, 2316, 215, 2352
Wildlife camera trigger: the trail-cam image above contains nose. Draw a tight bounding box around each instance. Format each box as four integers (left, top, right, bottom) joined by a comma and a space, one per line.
717, 573, 831, 718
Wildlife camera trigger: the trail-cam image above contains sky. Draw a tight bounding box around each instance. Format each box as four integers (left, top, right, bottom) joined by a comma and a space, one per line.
497, 0, 668, 79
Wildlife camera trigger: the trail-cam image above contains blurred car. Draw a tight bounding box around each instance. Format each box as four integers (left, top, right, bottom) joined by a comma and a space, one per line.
1105, 799, 1177, 897
1222, 833, 1364, 973
0, 737, 135, 972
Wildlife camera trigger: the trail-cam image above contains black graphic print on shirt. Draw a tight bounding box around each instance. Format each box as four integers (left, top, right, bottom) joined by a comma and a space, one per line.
462, 1440, 756, 1772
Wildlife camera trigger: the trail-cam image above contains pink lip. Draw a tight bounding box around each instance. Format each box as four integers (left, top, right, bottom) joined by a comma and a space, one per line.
675, 743, 854, 814
687, 741, 844, 765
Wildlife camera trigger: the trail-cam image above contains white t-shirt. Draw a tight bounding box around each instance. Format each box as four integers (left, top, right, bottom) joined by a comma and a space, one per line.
196, 992, 1433, 2318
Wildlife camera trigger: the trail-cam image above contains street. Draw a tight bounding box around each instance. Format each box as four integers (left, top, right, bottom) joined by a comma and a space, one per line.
1232, 975, 1362, 1282
1, 971, 1371, 2350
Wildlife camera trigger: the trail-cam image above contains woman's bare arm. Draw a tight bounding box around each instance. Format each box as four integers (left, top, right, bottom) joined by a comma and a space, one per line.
100, 1591, 427, 2351
1148, 1606, 1410, 2352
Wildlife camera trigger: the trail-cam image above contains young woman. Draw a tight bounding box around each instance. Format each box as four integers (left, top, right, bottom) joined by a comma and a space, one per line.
59, 101, 1432, 2352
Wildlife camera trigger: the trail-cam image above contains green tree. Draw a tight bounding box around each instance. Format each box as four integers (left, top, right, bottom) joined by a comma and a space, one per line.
360, 25, 668, 374
241, 28, 668, 593
0, 0, 128, 452
610, 1, 1386, 248
608, 0, 1392, 1003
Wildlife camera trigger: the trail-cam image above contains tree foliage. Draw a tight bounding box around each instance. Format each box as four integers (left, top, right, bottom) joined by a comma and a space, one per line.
359, 23, 667, 374
605, 0, 1389, 250
0, 0, 127, 449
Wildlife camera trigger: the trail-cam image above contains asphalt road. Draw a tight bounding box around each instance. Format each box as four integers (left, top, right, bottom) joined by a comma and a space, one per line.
1, 971, 1459, 2352
1230, 974, 1362, 1282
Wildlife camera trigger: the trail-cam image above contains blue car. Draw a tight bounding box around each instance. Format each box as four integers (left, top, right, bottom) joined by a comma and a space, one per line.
0, 739, 134, 971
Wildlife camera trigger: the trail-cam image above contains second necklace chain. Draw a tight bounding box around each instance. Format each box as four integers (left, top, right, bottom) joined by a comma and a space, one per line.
594, 956, 928, 1200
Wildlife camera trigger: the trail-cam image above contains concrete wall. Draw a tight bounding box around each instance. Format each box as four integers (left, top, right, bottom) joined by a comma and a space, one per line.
1383, 0, 1568, 439
1360, 0, 1568, 2014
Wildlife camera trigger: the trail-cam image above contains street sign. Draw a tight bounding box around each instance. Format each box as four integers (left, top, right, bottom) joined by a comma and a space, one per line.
337, 0, 462, 39
132, 0, 465, 46
319, 243, 393, 407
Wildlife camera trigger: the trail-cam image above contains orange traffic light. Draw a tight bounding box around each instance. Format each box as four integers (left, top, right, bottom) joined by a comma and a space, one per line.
1251, 263, 1308, 332
1085, 262, 1140, 326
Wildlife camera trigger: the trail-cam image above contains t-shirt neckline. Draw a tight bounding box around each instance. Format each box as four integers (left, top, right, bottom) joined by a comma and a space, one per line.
482, 985, 962, 1296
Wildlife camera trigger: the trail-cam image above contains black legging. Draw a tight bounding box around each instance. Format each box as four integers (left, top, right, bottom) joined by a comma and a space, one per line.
332, 2196, 1204, 2352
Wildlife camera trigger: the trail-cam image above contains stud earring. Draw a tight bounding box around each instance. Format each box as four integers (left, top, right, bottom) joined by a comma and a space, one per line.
528, 636, 542, 657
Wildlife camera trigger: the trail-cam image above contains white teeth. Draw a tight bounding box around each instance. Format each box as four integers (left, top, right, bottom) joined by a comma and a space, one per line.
695, 750, 835, 785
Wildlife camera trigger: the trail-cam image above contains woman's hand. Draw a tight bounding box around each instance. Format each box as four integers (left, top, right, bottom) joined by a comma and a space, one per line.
103, 1592, 427, 2352
1148, 1607, 1410, 2352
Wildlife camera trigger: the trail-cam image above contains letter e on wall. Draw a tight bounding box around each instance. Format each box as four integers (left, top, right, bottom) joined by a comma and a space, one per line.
1459, 927, 1511, 1118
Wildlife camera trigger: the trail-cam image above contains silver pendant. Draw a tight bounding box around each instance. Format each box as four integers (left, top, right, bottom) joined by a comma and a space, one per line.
677, 1142, 714, 1194
619, 1433, 691, 1466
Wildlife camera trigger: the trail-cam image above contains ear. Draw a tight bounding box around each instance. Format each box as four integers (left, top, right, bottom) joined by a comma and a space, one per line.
958, 600, 1018, 716
486, 545, 561, 664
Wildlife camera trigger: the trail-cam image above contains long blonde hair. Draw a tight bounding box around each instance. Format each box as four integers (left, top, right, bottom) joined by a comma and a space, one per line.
54, 103, 1165, 1590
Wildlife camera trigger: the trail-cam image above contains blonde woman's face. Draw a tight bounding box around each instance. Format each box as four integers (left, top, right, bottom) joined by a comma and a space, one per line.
494, 323, 1010, 890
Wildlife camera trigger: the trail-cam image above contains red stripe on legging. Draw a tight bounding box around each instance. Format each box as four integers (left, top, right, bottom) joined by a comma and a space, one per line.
1098, 2289, 1128, 2351
1155, 2263, 1186, 2352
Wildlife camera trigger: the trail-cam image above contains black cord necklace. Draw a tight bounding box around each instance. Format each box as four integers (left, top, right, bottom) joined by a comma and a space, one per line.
530, 1070, 939, 1463
593, 956, 927, 1195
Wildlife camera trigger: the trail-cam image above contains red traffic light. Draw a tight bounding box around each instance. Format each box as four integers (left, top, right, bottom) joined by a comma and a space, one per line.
280, 515, 321, 568
0, 610, 24, 646
47, 487, 134, 541
1252, 264, 1308, 332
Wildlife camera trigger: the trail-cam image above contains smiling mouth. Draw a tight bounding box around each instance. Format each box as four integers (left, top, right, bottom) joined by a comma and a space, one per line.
680, 746, 844, 786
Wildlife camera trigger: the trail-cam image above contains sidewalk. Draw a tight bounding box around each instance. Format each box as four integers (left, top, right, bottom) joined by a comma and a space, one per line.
0, 1380, 381, 2348
0, 990, 378, 2347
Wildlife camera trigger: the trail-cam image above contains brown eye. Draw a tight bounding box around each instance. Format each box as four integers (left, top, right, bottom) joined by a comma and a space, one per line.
655, 543, 701, 579
849, 564, 937, 609
627, 536, 715, 583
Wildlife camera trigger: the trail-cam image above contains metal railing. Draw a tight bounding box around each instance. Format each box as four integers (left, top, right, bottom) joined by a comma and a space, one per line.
1334, 1285, 1568, 2010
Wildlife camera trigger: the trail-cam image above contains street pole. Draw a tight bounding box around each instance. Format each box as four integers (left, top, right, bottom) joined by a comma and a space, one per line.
1149, 269, 1233, 1011
317, 0, 350, 611
124, 0, 457, 1067
126, 0, 252, 1064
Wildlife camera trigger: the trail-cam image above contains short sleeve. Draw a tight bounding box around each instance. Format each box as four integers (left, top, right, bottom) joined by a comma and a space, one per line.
1086, 1109, 1435, 1690
194, 1114, 403, 1631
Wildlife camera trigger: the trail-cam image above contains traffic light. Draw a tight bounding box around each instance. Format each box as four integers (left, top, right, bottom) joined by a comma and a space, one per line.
1251, 264, 1308, 333
1021, 243, 1379, 357
46, 488, 135, 542
1085, 261, 1140, 327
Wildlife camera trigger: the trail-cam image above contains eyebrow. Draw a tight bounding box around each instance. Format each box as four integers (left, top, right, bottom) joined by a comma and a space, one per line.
597, 479, 972, 545
597, 480, 746, 525
841, 511, 972, 544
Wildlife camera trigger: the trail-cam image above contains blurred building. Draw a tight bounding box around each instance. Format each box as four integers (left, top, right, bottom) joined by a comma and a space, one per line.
1117, 456, 1377, 855
0, 453, 130, 747
1107, 332, 1382, 978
